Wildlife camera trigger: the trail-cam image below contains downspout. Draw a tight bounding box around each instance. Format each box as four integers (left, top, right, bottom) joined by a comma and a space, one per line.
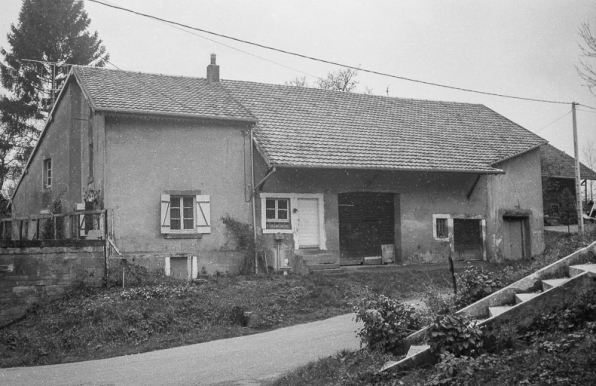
250, 127, 257, 274
250, 128, 276, 273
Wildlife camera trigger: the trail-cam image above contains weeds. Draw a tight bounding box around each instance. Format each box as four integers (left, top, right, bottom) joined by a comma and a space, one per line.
0, 266, 453, 367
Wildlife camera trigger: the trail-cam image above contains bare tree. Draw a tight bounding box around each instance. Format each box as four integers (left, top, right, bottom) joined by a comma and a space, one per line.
582, 138, 596, 202
316, 68, 359, 92
285, 76, 309, 87
578, 22, 596, 95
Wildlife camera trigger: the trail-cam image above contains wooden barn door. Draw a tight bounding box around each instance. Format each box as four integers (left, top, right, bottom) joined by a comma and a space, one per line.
338, 192, 395, 265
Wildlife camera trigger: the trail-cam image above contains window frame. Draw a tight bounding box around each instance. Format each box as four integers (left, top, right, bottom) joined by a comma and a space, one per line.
169, 195, 196, 232
160, 192, 210, 236
43, 158, 52, 189
436, 218, 448, 239
265, 197, 291, 229
432, 214, 452, 241
259, 192, 326, 250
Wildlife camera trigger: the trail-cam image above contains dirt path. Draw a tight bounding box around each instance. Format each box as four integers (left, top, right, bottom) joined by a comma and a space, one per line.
0, 313, 363, 386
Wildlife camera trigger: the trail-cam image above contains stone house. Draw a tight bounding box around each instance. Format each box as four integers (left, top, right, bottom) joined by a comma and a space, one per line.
11, 56, 548, 276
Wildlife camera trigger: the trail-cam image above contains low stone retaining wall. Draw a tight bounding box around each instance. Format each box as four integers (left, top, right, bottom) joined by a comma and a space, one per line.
0, 241, 105, 327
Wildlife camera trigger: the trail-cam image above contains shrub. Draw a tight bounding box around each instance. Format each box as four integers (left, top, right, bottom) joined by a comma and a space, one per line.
423, 284, 456, 317
528, 289, 596, 334
354, 293, 422, 354
426, 352, 500, 386
427, 313, 485, 357
455, 264, 503, 309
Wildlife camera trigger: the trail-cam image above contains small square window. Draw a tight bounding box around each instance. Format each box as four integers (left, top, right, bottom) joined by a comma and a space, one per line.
436, 218, 448, 238
265, 198, 291, 229
43, 158, 52, 188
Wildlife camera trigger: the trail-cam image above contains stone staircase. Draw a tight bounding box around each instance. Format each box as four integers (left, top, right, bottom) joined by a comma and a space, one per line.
383, 240, 596, 372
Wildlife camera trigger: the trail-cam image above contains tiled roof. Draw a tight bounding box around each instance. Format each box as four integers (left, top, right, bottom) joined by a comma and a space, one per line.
540, 144, 596, 180
73, 66, 256, 122
222, 80, 547, 173
72, 66, 547, 173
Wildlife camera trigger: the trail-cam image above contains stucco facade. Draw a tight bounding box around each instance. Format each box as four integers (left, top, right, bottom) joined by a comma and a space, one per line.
103, 116, 253, 274
13, 82, 86, 216
10, 62, 547, 276
255, 148, 545, 267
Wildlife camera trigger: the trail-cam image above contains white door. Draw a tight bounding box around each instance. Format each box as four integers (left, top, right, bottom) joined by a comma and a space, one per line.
297, 198, 320, 247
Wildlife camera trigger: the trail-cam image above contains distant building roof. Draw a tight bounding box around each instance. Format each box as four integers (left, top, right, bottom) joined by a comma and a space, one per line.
71, 66, 547, 173
540, 144, 596, 180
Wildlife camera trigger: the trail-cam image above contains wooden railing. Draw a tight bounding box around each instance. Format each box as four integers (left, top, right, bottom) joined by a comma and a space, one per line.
0, 210, 107, 241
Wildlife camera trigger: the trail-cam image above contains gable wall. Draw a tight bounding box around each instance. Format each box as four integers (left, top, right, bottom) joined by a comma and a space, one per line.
486, 148, 545, 261
12, 82, 87, 217
103, 117, 252, 274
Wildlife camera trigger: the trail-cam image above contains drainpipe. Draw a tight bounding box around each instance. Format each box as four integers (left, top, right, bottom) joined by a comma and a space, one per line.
250, 129, 276, 273
250, 128, 257, 274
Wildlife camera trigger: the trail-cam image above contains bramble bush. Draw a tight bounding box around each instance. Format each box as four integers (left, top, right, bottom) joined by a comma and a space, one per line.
354, 293, 422, 354
454, 264, 503, 309
427, 313, 485, 357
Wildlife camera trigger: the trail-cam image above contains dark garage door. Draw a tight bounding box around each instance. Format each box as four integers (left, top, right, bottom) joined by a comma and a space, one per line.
339, 192, 395, 265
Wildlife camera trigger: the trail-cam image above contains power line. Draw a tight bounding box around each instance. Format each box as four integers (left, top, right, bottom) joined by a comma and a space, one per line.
87, 0, 573, 105
577, 108, 596, 115
97, 0, 319, 81
535, 110, 572, 133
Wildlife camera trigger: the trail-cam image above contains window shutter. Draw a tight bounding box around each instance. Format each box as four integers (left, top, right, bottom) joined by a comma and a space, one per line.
195, 195, 211, 234
161, 194, 171, 234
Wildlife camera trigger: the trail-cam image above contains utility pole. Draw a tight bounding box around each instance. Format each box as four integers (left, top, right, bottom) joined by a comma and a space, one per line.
572, 102, 584, 234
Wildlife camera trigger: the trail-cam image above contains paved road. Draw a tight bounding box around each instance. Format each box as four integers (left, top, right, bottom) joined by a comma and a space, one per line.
0, 314, 363, 386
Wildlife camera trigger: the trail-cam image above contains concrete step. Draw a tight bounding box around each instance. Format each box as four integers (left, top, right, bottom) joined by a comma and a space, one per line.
307, 263, 340, 271
515, 292, 541, 304
406, 344, 430, 358
542, 278, 570, 290
569, 264, 596, 278
489, 306, 513, 318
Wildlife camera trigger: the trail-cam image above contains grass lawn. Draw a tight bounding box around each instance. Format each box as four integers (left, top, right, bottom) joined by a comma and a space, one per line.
1, 230, 591, 371
0, 261, 454, 367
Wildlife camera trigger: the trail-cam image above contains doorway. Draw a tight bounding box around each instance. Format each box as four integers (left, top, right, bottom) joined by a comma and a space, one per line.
338, 192, 395, 265
503, 216, 530, 260
453, 219, 484, 260
296, 198, 321, 248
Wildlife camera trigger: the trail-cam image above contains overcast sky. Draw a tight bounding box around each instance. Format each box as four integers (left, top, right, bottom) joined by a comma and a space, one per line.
1, 0, 595, 163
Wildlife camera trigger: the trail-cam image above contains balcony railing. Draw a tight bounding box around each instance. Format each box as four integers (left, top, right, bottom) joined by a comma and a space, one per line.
0, 210, 107, 241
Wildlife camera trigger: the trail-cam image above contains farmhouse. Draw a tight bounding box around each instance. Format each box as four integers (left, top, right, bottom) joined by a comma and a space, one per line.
10, 55, 548, 276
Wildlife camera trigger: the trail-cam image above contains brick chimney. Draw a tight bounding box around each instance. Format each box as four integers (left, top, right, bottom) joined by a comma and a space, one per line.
207, 54, 219, 83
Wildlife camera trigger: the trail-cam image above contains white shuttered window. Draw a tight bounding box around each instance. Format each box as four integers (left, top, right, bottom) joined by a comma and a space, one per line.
161, 194, 211, 235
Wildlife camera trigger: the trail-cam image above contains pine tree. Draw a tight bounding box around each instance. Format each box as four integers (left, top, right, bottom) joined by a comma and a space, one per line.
0, 0, 108, 196
1, 0, 109, 104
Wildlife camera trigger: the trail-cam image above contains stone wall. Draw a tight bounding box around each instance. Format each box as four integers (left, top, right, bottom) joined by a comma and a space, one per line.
0, 241, 105, 327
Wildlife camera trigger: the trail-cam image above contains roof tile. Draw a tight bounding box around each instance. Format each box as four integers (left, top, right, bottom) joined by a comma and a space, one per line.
223, 80, 547, 172
73, 66, 256, 122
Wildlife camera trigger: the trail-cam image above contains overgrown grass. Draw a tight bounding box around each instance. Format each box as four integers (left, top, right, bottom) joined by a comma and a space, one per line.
0, 265, 452, 367
272, 230, 596, 386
